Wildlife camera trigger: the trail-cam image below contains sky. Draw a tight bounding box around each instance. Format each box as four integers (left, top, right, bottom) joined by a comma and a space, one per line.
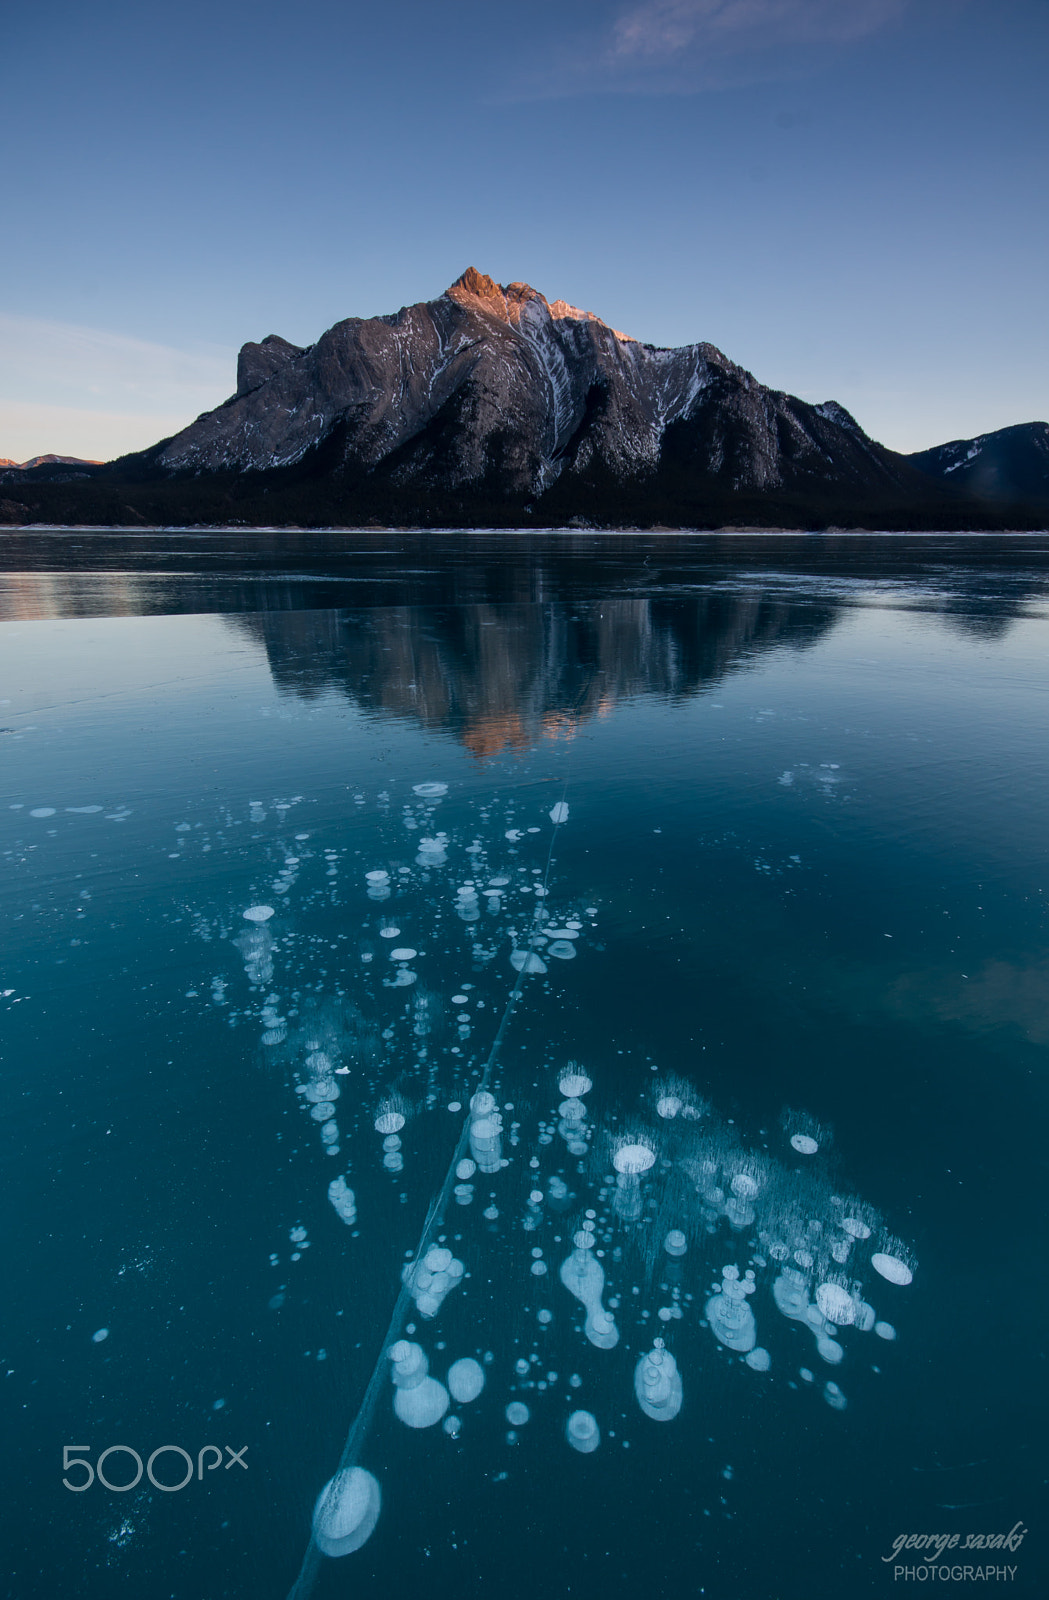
2, 0, 1047, 462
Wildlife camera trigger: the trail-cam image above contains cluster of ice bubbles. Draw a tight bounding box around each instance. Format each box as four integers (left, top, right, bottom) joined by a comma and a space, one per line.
386, 1341, 488, 1442
416, 833, 449, 869
467, 1089, 504, 1177
327, 1176, 357, 1227
402, 1245, 465, 1320
227, 801, 918, 1570
296, 1049, 342, 1157
374, 1106, 406, 1172
301, 1059, 919, 1567
236, 905, 275, 986
634, 1339, 683, 1421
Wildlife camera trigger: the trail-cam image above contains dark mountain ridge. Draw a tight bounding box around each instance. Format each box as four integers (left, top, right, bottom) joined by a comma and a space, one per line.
907, 422, 1049, 504
2, 270, 1046, 529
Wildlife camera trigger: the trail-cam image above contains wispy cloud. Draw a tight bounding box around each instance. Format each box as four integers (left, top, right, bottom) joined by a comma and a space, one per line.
509, 0, 909, 98
0, 314, 235, 458
610, 0, 905, 62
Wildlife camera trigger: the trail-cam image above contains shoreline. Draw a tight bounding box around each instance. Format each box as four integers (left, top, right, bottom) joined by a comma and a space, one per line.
2, 523, 1047, 538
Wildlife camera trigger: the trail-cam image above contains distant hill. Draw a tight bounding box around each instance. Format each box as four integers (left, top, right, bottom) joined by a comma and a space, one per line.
908, 422, 1049, 503
1, 272, 1046, 529
0, 454, 102, 470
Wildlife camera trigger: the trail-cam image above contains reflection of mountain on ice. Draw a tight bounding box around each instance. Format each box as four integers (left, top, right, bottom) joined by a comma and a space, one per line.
229, 592, 837, 756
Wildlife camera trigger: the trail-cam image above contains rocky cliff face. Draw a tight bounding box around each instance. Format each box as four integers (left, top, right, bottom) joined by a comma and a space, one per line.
151, 268, 917, 507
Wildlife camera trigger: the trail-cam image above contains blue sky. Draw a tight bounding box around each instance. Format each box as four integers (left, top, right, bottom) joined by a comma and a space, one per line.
2, 0, 1046, 461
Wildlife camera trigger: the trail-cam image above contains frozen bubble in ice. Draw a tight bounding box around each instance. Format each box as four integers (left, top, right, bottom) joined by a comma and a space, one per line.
537, 1309, 553, 1325
871, 1252, 914, 1286
815, 1282, 855, 1326
566, 1410, 600, 1453
365, 870, 389, 884
394, 1376, 450, 1429
851, 1300, 876, 1332
374, 1111, 406, 1135
452, 994, 468, 1005
816, 1336, 844, 1365
312, 1467, 381, 1557
510, 950, 548, 974
328, 1177, 357, 1225
243, 906, 275, 922
613, 1142, 656, 1175
389, 948, 417, 962
664, 1230, 688, 1259
842, 1216, 872, 1240
305, 1080, 338, 1103
443, 1415, 462, 1439
30, 807, 56, 818
412, 783, 448, 798
505, 1402, 530, 1426
389, 1340, 425, 1380
560, 1248, 619, 1349
791, 1134, 819, 1155
730, 1173, 760, 1200
549, 802, 570, 825
379, 926, 400, 939
823, 1381, 847, 1411
558, 1071, 592, 1098
546, 940, 577, 960
92, 1327, 109, 1343
634, 1341, 683, 1421
447, 1358, 485, 1404
745, 1347, 771, 1372
656, 1095, 682, 1120
416, 836, 448, 867
456, 1159, 476, 1180
311, 1102, 337, 1122
705, 1288, 757, 1353
874, 1321, 897, 1341
531, 1261, 547, 1276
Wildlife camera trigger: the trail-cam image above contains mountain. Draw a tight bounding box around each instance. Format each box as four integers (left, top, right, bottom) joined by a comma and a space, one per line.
0, 455, 102, 470
907, 422, 1049, 503
2, 271, 1046, 529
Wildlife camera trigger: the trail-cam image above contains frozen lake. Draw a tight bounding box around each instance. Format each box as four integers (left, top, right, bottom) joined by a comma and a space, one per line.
2, 530, 1046, 1599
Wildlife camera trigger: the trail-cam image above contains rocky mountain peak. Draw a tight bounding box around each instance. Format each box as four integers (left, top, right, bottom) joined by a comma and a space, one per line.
446, 268, 637, 345
446, 266, 522, 316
